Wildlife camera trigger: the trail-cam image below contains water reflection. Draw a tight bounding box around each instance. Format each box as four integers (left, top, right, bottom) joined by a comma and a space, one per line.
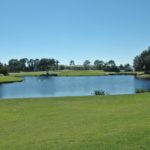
0, 75, 150, 99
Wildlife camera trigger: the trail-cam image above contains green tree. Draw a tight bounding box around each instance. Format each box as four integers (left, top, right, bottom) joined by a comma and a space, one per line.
83, 60, 91, 70
0, 63, 8, 76
19, 58, 28, 71
70, 60, 75, 66
55, 60, 59, 70
69, 60, 75, 70
133, 47, 150, 73
1, 66, 8, 76
27, 59, 35, 71
119, 64, 124, 71
94, 60, 104, 70
124, 64, 133, 72
104, 60, 120, 72
8, 59, 20, 72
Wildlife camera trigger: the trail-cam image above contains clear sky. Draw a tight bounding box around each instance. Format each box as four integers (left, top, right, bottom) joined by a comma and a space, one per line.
0, 0, 150, 65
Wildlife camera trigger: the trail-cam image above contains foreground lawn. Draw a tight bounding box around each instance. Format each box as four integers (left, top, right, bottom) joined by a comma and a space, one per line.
0, 76, 23, 83
0, 94, 150, 150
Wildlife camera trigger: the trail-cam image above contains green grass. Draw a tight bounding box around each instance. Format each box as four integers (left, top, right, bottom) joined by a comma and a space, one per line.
107, 72, 137, 76
0, 76, 23, 83
10, 70, 106, 77
136, 73, 150, 79
10, 71, 51, 77
58, 70, 106, 76
0, 94, 150, 150
9, 70, 139, 77
0, 70, 136, 84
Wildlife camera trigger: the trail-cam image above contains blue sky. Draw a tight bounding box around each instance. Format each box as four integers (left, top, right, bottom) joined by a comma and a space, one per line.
0, 0, 150, 65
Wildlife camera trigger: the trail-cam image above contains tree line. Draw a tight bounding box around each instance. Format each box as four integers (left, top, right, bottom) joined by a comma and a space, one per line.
8, 58, 59, 72
1, 46, 150, 76
0, 58, 59, 75
0, 58, 133, 76
69, 60, 132, 72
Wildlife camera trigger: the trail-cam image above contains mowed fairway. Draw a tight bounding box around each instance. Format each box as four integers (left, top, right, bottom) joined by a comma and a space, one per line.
10, 70, 106, 77
0, 94, 150, 150
58, 70, 106, 76
0, 76, 23, 83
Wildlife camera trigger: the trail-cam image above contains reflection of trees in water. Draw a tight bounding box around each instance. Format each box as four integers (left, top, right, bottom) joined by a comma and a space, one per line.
0, 84, 4, 98
134, 78, 150, 91
2, 76, 150, 98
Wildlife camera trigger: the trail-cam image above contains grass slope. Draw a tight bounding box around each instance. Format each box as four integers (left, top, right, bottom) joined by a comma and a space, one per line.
10, 71, 49, 77
0, 94, 150, 150
10, 70, 106, 77
10, 70, 140, 77
0, 76, 23, 83
136, 73, 150, 79
58, 70, 106, 76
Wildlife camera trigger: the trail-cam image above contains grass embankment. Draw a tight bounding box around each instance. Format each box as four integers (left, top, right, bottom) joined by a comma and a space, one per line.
136, 73, 150, 79
9, 70, 106, 77
107, 72, 137, 76
0, 94, 150, 150
10, 71, 51, 77
1, 70, 135, 84
10, 70, 142, 78
58, 70, 106, 76
0, 76, 23, 83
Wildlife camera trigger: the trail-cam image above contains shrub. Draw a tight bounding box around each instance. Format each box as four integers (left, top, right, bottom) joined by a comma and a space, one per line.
135, 88, 147, 93
0, 66, 8, 76
94, 90, 106, 95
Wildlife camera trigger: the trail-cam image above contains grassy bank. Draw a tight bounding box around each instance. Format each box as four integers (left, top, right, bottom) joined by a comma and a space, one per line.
9, 70, 140, 77
10, 71, 51, 77
136, 73, 150, 79
107, 72, 137, 76
0, 94, 150, 150
9, 70, 106, 77
1, 70, 136, 84
0, 76, 23, 83
58, 70, 106, 76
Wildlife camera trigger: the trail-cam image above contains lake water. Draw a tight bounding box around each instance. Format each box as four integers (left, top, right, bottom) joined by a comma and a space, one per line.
0, 75, 150, 99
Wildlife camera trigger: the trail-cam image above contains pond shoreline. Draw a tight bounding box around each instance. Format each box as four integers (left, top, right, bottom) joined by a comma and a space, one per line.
0, 71, 148, 84
0, 76, 23, 84
1, 75, 150, 99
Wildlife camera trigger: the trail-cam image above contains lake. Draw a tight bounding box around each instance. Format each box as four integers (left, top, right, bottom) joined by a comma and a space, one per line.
0, 75, 150, 99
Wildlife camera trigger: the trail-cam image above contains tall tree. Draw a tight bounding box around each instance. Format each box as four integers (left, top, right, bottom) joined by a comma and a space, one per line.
124, 64, 133, 72
70, 60, 75, 66
19, 58, 28, 71
8, 59, 20, 72
27, 59, 35, 71
107, 60, 116, 67
55, 60, 59, 70
83, 60, 91, 70
133, 47, 150, 73
0, 62, 8, 76
104, 60, 120, 72
69, 60, 75, 70
94, 60, 104, 70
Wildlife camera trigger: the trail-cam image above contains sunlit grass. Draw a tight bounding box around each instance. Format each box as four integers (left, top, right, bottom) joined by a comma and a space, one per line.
58, 70, 106, 76
0, 76, 23, 83
0, 94, 150, 150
